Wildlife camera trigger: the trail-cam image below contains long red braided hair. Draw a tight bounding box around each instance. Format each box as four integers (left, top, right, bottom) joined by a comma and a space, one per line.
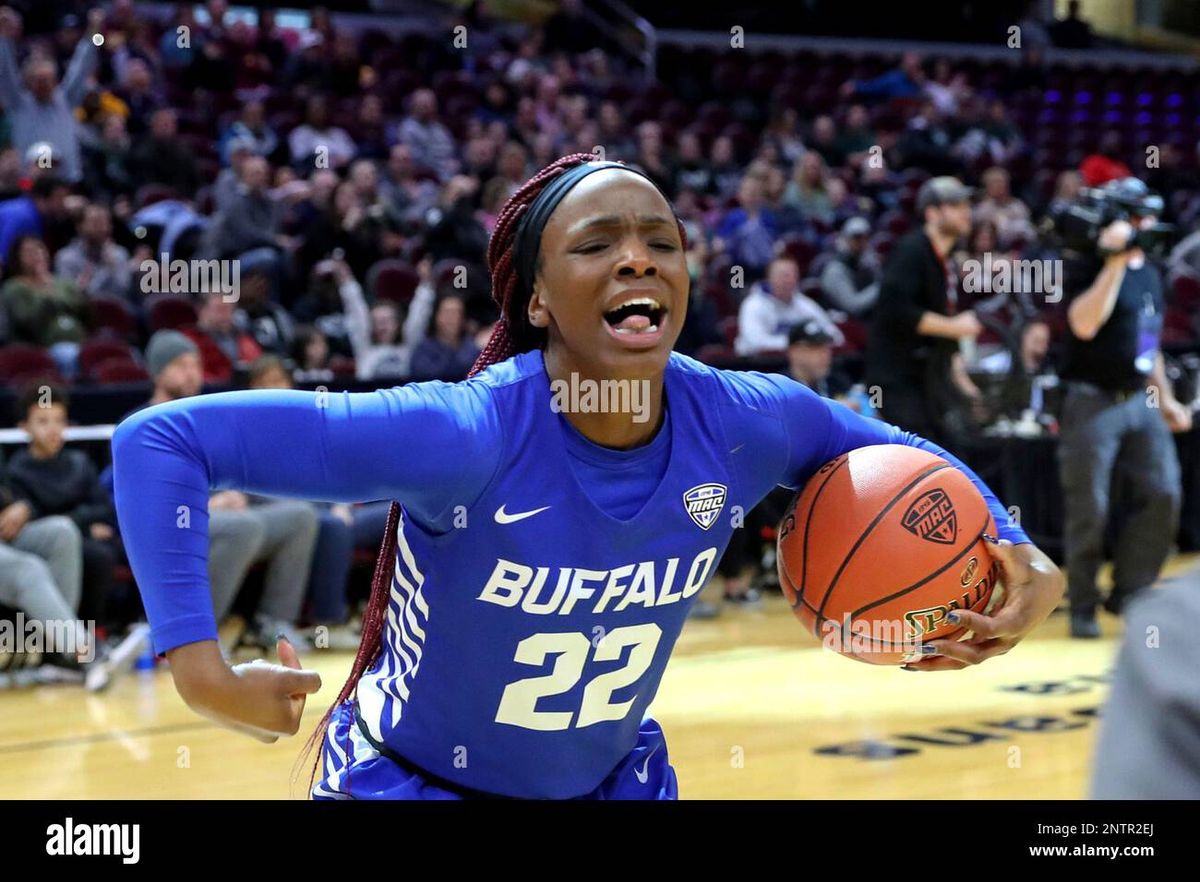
297, 152, 687, 794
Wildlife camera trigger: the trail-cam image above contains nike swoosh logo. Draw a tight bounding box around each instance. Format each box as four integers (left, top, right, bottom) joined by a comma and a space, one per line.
729, 443, 745, 454
634, 744, 660, 784
494, 504, 552, 524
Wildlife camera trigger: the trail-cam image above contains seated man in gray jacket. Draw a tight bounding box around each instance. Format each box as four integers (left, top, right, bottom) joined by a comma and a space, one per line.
818, 217, 881, 317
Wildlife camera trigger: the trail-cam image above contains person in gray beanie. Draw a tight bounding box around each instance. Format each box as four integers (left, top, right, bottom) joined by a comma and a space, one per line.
145, 330, 203, 403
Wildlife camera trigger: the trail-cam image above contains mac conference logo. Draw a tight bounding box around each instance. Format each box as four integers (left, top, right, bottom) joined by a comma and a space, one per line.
683, 483, 726, 530
901, 488, 957, 545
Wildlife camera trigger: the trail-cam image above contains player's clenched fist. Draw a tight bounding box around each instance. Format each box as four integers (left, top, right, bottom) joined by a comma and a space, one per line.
168, 638, 322, 742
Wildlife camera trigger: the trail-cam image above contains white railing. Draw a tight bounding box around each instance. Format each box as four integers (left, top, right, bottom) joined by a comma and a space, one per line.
0, 425, 115, 445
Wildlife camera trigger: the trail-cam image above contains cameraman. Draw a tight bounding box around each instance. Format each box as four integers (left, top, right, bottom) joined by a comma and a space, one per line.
1059, 181, 1189, 638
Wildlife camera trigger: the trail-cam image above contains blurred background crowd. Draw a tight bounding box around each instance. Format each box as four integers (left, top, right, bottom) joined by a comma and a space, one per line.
4, 0, 1200, 679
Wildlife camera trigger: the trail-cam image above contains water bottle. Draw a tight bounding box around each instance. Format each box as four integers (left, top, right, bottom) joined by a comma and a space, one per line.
848, 383, 876, 418
134, 642, 157, 672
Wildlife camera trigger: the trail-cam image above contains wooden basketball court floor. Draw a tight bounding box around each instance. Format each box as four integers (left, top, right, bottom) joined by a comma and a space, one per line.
3, 555, 1192, 800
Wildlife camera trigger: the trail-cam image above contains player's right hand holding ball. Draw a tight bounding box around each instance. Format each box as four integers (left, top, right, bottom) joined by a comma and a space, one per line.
903, 538, 1064, 672
168, 638, 322, 742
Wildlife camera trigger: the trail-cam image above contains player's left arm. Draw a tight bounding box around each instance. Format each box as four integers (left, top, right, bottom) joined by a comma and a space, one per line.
769, 374, 1066, 671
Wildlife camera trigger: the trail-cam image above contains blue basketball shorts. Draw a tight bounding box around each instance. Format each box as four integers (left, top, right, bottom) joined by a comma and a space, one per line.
312, 700, 679, 800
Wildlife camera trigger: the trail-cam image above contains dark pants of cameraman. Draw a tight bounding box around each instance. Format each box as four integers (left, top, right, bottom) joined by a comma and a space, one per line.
1058, 382, 1181, 616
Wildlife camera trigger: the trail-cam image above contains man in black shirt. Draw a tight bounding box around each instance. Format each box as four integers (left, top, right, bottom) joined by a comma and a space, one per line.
866, 176, 983, 445
1059, 196, 1190, 637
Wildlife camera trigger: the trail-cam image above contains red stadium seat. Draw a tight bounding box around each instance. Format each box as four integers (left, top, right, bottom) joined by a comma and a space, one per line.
745, 61, 778, 97
93, 358, 150, 384
869, 232, 895, 261
89, 295, 137, 340
194, 185, 216, 216
800, 278, 826, 305
0, 344, 60, 389
1161, 307, 1194, 347
879, 210, 911, 237
779, 234, 816, 276
718, 316, 739, 348
367, 259, 420, 306
146, 294, 199, 332
899, 168, 931, 187
79, 338, 136, 379
693, 344, 737, 367
1172, 275, 1200, 312
696, 102, 731, 131
660, 99, 693, 131
196, 157, 221, 184
809, 216, 835, 237
706, 252, 735, 288
834, 318, 868, 354
432, 258, 466, 293
267, 110, 302, 134
329, 355, 357, 377
703, 281, 737, 319
135, 183, 179, 208
721, 122, 757, 160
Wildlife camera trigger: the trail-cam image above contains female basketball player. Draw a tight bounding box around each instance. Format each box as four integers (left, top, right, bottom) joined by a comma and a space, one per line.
112, 155, 1063, 799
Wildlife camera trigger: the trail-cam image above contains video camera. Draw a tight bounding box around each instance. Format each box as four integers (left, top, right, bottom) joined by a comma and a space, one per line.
1042, 177, 1175, 259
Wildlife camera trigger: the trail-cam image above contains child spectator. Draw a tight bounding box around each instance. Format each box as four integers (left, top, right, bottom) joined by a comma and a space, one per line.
6, 383, 116, 632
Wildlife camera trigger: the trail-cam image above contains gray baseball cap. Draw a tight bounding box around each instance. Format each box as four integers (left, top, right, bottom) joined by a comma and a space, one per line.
916, 176, 974, 213
788, 320, 835, 347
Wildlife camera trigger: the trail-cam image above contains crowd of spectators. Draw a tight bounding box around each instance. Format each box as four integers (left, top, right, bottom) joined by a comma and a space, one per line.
4, 0, 1200, 666
1, 3, 1198, 391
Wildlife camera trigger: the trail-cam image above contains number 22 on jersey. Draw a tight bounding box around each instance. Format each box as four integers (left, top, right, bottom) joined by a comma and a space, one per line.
495, 623, 663, 731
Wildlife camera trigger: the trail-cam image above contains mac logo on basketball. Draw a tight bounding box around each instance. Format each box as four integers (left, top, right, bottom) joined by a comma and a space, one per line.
683, 483, 726, 530
901, 488, 957, 545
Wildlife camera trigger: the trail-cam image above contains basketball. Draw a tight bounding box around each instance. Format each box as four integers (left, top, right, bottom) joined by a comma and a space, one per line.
777, 444, 1003, 666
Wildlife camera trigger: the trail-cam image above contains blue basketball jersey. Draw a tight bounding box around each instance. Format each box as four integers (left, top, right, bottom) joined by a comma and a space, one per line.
112, 348, 1028, 799
345, 352, 750, 798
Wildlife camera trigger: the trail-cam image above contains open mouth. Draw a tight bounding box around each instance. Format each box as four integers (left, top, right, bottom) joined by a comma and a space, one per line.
603, 297, 666, 335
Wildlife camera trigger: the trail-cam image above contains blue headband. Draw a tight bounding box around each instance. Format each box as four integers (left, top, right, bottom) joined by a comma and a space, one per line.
512, 160, 668, 306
